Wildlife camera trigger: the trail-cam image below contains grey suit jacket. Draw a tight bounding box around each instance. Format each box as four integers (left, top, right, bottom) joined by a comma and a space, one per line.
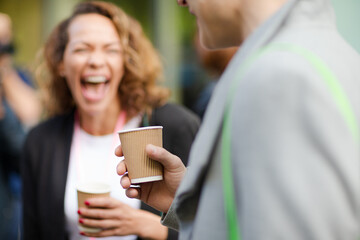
163, 0, 360, 239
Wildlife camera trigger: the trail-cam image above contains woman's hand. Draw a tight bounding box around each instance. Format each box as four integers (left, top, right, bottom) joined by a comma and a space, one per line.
78, 196, 168, 239
116, 144, 186, 213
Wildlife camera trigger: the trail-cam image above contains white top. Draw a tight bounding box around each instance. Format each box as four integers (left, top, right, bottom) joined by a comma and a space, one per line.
65, 115, 142, 240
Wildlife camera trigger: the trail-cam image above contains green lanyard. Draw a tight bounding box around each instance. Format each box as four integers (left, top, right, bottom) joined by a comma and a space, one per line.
221, 43, 359, 240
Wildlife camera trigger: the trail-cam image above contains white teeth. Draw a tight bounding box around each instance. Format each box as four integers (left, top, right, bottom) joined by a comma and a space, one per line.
85, 76, 107, 83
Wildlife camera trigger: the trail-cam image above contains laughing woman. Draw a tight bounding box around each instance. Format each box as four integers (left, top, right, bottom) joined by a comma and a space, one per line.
21, 2, 200, 240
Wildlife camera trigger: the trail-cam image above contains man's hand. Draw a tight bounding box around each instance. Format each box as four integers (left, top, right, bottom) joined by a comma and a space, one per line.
116, 144, 186, 213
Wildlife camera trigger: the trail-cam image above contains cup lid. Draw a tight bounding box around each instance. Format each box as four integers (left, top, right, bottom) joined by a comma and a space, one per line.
117, 126, 163, 134
76, 182, 111, 194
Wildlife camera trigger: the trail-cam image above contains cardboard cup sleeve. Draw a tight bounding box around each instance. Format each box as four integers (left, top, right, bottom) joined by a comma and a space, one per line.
77, 182, 111, 233
118, 126, 163, 184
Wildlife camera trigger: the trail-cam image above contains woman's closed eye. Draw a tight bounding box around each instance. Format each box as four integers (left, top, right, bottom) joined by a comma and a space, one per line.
73, 47, 90, 53
106, 48, 121, 54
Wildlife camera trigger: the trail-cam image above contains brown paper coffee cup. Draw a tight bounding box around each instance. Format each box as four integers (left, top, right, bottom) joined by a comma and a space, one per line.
118, 126, 163, 184
77, 182, 111, 233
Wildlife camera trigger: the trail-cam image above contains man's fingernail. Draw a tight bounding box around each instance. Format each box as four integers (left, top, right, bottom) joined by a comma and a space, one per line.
147, 144, 155, 154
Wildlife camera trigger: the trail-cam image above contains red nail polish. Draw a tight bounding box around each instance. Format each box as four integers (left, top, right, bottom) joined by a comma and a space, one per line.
80, 232, 85, 236
77, 210, 81, 214
79, 219, 84, 224
85, 201, 90, 206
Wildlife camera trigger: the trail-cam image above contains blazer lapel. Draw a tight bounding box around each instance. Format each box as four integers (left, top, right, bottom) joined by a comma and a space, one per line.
47, 112, 75, 238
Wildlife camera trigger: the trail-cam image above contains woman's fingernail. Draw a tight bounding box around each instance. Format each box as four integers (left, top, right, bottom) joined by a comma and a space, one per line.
85, 201, 90, 206
79, 219, 84, 224
80, 232, 85, 236
77, 210, 81, 214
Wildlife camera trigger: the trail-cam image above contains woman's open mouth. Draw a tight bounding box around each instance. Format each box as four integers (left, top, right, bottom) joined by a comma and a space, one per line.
81, 75, 110, 102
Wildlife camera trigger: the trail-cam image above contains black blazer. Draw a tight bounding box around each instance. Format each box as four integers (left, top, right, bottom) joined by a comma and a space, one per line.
21, 103, 200, 240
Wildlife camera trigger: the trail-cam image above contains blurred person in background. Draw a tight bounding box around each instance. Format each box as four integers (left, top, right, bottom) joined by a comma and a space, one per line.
191, 32, 237, 119
21, 1, 199, 240
0, 12, 41, 240
117, 0, 360, 239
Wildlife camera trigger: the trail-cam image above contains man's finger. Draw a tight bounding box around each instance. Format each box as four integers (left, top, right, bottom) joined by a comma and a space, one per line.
114, 145, 123, 157
146, 144, 183, 170
116, 160, 127, 176
125, 188, 141, 199
120, 173, 131, 189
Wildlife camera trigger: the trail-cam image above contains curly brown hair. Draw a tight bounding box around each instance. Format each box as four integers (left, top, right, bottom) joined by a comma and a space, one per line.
37, 1, 169, 118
